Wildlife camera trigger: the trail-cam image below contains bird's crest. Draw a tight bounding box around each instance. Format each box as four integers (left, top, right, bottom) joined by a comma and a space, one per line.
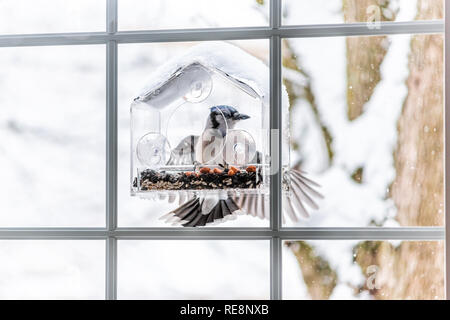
210, 105, 239, 119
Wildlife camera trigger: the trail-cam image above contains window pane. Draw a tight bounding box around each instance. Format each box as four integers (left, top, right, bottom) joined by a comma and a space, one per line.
0, 240, 105, 299
282, 0, 443, 25
282, 33, 443, 227
118, 40, 269, 227
118, 240, 270, 299
118, 0, 269, 30
283, 240, 444, 300
0, 0, 105, 35
0, 45, 105, 227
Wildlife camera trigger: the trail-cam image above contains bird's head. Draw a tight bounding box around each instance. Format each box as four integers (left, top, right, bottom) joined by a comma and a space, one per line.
207, 105, 250, 136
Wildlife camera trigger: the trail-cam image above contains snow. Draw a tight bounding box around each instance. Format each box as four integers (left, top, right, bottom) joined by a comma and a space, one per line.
282, 245, 310, 299
0, 0, 105, 34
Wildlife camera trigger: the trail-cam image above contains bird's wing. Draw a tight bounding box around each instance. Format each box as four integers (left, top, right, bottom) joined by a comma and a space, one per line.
231, 169, 323, 222
159, 195, 241, 227
166, 135, 199, 166
158, 135, 199, 205
159, 169, 322, 227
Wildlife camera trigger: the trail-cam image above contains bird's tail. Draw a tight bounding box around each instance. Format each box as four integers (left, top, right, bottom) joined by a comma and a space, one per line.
159, 197, 241, 227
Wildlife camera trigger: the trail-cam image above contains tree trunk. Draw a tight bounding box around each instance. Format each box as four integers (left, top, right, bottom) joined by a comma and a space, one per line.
392, 0, 444, 227
343, 0, 395, 120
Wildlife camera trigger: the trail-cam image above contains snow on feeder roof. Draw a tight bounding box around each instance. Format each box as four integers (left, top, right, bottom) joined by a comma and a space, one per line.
131, 42, 290, 196
134, 42, 288, 109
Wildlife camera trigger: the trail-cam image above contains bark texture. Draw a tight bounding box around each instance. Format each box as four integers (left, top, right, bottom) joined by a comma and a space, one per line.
355, 241, 444, 299
343, 0, 395, 120
392, 0, 444, 227
356, 0, 444, 300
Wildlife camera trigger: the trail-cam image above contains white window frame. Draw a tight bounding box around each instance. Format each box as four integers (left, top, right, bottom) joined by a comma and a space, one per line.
0, 0, 447, 300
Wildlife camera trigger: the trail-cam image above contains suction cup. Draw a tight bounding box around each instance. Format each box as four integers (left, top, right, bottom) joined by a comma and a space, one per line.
181, 64, 213, 103
222, 129, 256, 166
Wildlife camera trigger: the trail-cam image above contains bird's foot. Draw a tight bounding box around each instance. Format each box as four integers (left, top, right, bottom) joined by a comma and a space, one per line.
192, 161, 201, 172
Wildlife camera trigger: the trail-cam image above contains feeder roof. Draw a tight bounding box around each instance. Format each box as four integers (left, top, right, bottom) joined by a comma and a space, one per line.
135, 42, 289, 109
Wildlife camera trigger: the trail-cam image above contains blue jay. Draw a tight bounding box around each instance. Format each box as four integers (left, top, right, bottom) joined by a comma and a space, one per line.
161, 105, 322, 227
167, 105, 251, 166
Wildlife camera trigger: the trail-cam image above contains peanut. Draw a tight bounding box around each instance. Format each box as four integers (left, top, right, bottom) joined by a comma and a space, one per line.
199, 167, 211, 174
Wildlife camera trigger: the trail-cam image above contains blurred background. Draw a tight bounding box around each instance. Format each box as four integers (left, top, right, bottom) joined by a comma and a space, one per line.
0, 0, 444, 299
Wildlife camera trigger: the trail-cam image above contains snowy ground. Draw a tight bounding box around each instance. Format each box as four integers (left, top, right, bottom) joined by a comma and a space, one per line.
0, 0, 442, 299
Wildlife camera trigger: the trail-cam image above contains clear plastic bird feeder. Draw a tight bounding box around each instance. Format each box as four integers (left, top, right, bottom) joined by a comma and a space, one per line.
130, 43, 290, 198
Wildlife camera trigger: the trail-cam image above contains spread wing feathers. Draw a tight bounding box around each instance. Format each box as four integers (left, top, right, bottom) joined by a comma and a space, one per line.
160, 134, 199, 206
159, 197, 241, 227
167, 135, 199, 166
231, 169, 323, 222
285, 169, 323, 220
159, 170, 322, 226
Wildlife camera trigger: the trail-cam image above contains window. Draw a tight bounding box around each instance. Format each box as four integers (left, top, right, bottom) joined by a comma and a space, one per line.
0, 0, 446, 300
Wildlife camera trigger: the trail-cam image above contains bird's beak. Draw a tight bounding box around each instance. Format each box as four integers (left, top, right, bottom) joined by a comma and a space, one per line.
233, 113, 250, 120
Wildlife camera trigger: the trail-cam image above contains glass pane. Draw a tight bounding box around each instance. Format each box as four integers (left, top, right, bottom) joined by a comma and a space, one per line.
282, 33, 443, 227
118, 0, 269, 30
283, 240, 444, 300
0, 240, 105, 299
0, 0, 105, 35
118, 40, 269, 227
282, 0, 443, 25
0, 45, 105, 227
118, 240, 270, 299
